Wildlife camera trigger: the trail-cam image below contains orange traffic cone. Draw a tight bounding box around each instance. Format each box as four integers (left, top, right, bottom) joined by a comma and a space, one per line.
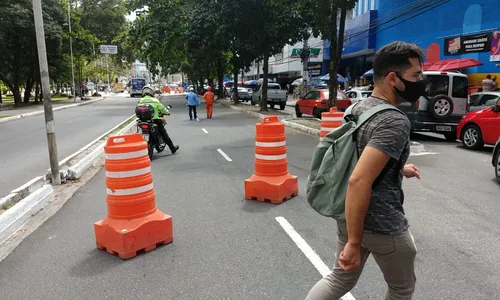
94, 133, 173, 259
245, 116, 298, 204
320, 107, 344, 140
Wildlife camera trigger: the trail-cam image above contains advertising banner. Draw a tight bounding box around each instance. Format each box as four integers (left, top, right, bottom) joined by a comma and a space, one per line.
444, 32, 491, 55
491, 31, 500, 62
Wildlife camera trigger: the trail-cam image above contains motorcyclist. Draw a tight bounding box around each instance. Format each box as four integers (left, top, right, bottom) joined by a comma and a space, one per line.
138, 87, 179, 154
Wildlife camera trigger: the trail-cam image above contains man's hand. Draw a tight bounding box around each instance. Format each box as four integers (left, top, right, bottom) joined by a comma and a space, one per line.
339, 242, 361, 272
403, 164, 420, 179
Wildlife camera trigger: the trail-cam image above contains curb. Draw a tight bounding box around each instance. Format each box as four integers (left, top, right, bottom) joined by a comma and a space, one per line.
0, 185, 54, 245
221, 101, 320, 137
0, 115, 136, 246
0, 176, 45, 208
57, 114, 135, 169
282, 120, 320, 136
65, 119, 136, 180
0, 96, 105, 124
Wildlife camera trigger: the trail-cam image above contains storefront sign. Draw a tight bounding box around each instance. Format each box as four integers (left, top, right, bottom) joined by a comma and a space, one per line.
291, 48, 321, 59
444, 32, 492, 55
491, 31, 500, 62
308, 62, 322, 78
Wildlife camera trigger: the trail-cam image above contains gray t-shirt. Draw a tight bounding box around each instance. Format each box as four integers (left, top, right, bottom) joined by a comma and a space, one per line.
352, 97, 411, 235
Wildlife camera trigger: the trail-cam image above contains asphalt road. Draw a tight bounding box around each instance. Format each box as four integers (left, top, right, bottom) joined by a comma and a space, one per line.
0, 93, 139, 197
0, 96, 498, 299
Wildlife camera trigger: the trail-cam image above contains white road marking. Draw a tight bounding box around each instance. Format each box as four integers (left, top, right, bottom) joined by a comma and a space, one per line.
202, 128, 208, 134
275, 216, 356, 300
409, 152, 439, 156
217, 148, 232, 162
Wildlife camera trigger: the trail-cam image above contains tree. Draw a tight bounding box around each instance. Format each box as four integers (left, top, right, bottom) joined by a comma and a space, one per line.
307, 0, 356, 108
0, 0, 65, 106
250, 0, 309, 111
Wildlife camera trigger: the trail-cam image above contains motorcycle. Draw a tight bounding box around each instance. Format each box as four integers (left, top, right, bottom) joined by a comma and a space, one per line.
135, 104, 172, 159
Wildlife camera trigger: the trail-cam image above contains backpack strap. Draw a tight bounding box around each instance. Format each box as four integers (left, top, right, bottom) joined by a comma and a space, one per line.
355, 103, 403, 129
352, 103, 406, 189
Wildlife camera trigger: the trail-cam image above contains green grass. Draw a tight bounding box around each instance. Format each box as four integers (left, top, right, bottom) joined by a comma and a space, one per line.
0, 116, 8, 118
1, 96, 68, 104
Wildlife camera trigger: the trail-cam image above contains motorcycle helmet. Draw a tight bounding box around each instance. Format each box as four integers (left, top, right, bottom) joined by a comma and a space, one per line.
142, 86, 155, 97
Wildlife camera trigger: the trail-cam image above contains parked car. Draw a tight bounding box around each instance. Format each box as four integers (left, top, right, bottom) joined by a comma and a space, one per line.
493, 138, 500, 184
457, 101, 500, 149
231, 87, 252, 101
295, 89, 351, 119
345, 90, 373, 104
398, 71, 469, 141
252, 83, 287, 110
469, 92, 500, 112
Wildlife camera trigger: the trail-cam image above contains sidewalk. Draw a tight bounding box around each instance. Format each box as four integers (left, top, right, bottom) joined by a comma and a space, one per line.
0, 96, 104, 118
217, 97, 321, 135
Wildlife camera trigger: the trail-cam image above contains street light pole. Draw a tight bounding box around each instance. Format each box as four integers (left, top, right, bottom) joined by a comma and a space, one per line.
32, 0, 61, 185
67, 2, 77, 102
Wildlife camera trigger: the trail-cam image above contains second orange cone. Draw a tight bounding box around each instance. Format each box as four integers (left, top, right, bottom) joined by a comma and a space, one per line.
245, 116, 298, 204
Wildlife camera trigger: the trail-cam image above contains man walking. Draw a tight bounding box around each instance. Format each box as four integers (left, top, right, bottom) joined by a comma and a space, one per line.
185, 88, 200, 121
204, 86, 215, 119
306, 41, 424, 300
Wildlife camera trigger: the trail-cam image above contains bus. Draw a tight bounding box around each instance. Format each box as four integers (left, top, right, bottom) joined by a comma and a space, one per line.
128, 78, 147, 97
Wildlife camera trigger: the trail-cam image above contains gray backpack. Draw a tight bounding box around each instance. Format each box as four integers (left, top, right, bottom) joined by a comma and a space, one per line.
306, 103, 404, 220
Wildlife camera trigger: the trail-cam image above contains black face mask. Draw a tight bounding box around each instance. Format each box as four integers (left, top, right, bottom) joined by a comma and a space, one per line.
394, 73, 427, 103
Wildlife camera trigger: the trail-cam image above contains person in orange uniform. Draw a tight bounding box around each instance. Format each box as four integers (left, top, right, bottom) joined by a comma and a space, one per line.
203, 86, 215, 119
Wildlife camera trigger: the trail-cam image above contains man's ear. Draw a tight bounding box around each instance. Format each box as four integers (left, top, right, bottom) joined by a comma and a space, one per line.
386, 72, 398, 88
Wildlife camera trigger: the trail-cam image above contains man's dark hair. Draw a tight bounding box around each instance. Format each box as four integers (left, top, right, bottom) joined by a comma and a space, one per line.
487, 74, 492, 79
373, 41, 424, 82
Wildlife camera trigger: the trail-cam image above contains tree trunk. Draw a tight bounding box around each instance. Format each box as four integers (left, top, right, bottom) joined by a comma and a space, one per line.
233, 67, 239, 104
216, 60, 224, 99
260, 52, 269, 112
24, 76, 35, 104
34, 81, 40, 103
328, 4, 339, 108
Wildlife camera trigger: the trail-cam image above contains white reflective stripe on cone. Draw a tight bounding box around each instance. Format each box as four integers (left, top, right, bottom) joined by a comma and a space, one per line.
322, 117, 343, 122
105, 149, 148, 160
106, 183, 154, 196
106, 166, 151, 178
255, 141, 286, 147
320, 127, 336, 132
255, 154, 287, 160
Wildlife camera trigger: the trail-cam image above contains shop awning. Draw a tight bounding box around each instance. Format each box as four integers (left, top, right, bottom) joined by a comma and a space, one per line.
425, 58, 483, 71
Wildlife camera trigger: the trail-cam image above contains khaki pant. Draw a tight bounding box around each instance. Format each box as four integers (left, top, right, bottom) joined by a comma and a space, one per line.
306, 221, 417, 300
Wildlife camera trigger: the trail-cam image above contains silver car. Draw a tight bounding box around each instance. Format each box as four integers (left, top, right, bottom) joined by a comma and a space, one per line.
345, 90, 373, 104
469, 92, 500, 112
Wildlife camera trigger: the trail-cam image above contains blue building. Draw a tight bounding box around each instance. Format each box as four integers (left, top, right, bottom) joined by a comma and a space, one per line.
323, 0, 500, 86
376, 0, 499, 86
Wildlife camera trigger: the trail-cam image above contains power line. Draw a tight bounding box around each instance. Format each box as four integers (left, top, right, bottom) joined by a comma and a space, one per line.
266, 0, 450, 67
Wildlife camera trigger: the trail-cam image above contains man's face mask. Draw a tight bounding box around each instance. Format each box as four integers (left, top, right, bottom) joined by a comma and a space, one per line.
394, 73, 427, 103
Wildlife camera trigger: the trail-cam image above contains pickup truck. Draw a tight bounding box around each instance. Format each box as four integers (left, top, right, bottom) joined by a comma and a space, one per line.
251, 83, 287, 110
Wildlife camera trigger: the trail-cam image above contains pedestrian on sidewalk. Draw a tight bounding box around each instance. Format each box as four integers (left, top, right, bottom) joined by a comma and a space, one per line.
306, 41, 424, 300
203, 86, 215, 119
185, 88, 200, 121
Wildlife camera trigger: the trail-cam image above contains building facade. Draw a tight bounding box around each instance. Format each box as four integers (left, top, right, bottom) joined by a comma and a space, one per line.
376, 0, 499, 86
246, 0, 499, 87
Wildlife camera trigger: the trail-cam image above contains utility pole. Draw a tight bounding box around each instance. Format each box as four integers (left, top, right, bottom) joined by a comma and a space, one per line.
67, 2, 77, 102
301, 38, 310, 98
32, 0, 61, 185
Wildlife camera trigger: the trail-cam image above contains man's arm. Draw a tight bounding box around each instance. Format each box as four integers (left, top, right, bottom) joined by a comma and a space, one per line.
346, 112, 410, 246
345, 147, 391, 246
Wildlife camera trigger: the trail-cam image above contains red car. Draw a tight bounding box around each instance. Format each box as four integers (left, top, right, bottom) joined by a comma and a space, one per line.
457, 101, 500, 149
295, 89, 351, 119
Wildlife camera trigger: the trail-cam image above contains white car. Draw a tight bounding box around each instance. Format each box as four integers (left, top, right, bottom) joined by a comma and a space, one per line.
345, 90, 373, 104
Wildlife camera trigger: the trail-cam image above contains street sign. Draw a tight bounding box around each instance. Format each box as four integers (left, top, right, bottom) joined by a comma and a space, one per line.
100, 45, 118, 54
291, 48, 321, 58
